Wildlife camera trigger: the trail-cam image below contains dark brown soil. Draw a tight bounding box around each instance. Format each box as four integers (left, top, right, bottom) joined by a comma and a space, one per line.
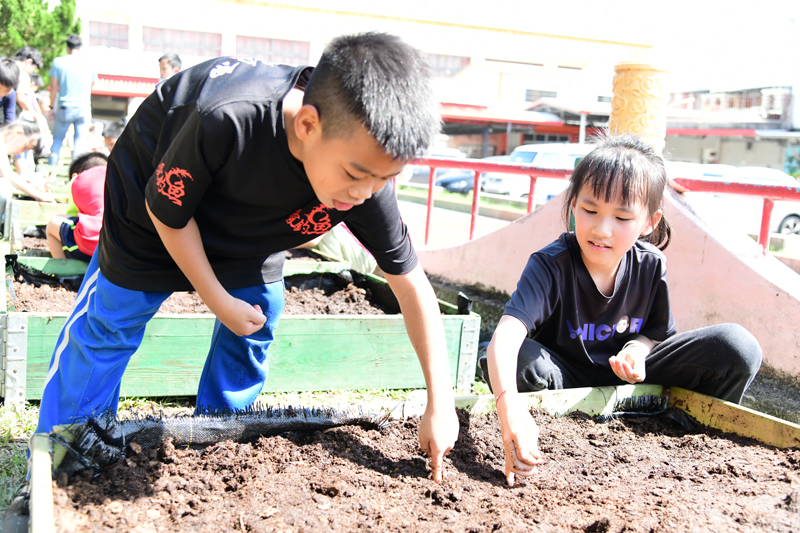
8, 243, 385, 315
52, 409, 800, 532
8, 281, 385, 315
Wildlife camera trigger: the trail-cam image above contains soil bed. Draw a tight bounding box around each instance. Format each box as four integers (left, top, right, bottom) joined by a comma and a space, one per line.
52, 409, 800, 532
8, 243, 386, 315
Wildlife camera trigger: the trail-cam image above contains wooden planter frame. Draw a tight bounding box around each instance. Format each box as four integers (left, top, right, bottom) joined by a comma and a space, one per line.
1, 259, 481, 406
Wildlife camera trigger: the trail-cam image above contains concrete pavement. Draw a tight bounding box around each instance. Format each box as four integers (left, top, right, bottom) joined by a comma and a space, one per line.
397, 199, 511, 250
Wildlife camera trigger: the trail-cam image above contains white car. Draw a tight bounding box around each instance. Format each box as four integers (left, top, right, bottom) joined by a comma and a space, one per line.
673, 163, 800, 235
482, 143, 596, 205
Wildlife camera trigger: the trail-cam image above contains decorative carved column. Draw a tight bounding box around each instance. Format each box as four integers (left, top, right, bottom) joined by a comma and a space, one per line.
609, 62, 668, 154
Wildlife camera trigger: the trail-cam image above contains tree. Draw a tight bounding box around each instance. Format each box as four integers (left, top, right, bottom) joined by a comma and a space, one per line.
0, 0, 80, 84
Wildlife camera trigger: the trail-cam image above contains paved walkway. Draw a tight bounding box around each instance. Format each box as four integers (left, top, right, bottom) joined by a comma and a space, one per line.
397, 200, 512, 250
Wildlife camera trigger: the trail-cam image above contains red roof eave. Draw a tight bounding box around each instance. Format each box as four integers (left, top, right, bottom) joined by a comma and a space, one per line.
440, 102, 563, 127
92, 74, 158, 99
666, 128, 758, 137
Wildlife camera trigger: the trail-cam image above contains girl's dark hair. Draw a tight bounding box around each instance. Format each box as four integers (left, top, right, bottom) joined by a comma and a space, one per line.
562, 132, 671, 250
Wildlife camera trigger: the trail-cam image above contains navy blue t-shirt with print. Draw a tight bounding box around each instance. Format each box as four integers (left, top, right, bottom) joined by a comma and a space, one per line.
504, 233, 676, 367
98, 57, 416, 292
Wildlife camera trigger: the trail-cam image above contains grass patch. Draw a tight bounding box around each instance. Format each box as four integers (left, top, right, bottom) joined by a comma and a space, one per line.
0, 403, 39, 515
471, 381, 491, 396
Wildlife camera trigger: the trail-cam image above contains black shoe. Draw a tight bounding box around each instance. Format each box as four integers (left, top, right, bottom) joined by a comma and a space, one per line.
477, 341, 493, 393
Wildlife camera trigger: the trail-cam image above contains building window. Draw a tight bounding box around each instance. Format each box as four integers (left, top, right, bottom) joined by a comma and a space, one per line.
525, 89, 558, 102
597, 96, 612, 103
89, 21, 129, 50
427, 54, 470, 78
523, 133, 570, 143
142, 27, 222, 57
236, 36, 310, 65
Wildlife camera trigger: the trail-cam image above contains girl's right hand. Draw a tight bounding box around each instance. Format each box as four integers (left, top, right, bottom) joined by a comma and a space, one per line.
496, 393, 543, 486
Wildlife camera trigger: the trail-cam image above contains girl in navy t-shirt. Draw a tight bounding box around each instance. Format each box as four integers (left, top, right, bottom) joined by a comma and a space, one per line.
482, 133, 762, 486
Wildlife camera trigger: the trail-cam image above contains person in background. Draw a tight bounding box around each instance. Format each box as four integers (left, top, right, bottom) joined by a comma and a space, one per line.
0, 113, 55, 219
48, 34, 98, 167
127, 52, 181, 120
36, 91, 50, 116
27, 73, 53, 162
158, 53, 181, 81
0, 58, 20, 125
481, 133, 762, 487
101, 119, 125, 154
13, 47, 43, 114
30, 72, 44, 93
46, 151, 107, 262
12, 47, 48, 173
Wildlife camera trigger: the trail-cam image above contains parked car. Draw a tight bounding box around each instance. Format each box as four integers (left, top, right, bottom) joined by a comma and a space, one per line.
407, 147, 467, 184
435, 155, 510, 194
674, 163, 800, 235
481, 143, 596, 205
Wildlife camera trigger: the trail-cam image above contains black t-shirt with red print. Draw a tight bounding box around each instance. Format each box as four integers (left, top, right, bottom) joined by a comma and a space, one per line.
98, 57, 416, 292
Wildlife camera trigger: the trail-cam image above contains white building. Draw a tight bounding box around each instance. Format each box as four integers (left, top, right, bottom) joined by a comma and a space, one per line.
75, 0, 651, 155
73, 0, 800, 169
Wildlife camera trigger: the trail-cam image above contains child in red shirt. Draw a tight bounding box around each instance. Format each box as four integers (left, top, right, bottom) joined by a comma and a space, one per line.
46, 152, 107, 261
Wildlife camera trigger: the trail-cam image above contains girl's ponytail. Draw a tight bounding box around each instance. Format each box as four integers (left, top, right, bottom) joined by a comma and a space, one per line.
644, 212, 671, 250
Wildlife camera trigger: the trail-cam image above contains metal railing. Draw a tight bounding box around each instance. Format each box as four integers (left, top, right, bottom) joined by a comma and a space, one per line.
408, 158, 800, 254
673, 178, 800, 254
409, 157, 571, 244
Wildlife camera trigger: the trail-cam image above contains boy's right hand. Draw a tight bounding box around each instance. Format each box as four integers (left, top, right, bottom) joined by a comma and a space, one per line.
213, 297, 267, 336
496, 393, 542, 486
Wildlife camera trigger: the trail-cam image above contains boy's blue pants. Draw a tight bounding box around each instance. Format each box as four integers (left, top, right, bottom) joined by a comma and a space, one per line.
35, 252, 285, 435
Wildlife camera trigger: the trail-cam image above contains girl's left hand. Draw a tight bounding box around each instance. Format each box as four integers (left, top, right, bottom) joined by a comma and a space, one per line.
609, 341, 649, 383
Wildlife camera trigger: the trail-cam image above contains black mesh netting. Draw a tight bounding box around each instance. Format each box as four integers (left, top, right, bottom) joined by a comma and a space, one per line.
5, 254, 85, 291
52, 404, 390, 475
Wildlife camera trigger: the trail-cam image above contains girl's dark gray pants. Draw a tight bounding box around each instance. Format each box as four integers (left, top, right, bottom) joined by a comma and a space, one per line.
479, 324, 762, 404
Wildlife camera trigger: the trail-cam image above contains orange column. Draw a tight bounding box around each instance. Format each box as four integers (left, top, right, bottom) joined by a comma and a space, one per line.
609, 62, 668, 154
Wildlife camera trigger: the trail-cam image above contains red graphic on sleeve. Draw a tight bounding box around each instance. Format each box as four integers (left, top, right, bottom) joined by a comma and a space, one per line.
156, 163, 194, 206
286, 204, 332, 235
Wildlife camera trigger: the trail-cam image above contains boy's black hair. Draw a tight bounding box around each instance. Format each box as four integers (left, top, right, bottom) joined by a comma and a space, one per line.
66, 34, 82, 51
303, 32, 441, 161
563, 132, 671, 250
0, 57, 20, 89
13, 46, 44, 70
69, 151, 108, 177
158, 53, 182, 70
103, 120, 125, 139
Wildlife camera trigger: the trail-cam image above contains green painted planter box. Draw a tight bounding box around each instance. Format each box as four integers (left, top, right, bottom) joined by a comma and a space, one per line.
1, 259, 481, 405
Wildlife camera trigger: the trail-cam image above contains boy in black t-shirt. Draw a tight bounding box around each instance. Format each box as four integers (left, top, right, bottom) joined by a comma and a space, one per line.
36, 33, 458, 481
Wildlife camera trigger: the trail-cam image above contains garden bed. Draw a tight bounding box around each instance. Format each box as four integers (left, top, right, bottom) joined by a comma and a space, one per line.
50, 406, 800, 532
1, 246, 481, 404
